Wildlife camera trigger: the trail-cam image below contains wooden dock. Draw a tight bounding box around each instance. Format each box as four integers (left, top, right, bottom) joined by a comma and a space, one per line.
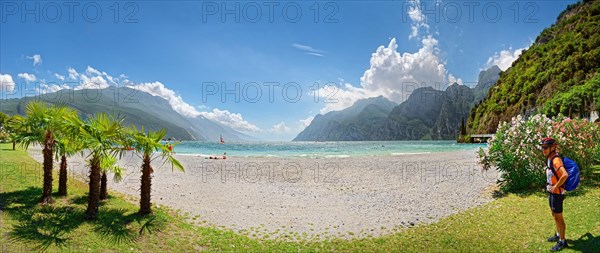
470, 134, 494, 143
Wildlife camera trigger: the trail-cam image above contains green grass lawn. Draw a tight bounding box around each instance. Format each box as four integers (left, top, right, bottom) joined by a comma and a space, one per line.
1, 143, 599, 252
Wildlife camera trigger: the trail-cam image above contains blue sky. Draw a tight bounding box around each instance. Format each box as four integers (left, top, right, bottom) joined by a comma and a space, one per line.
0, 0, 578, 140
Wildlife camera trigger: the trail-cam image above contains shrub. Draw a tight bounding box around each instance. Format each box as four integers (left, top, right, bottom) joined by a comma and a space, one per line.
479, 114, 599, 192
0, 131, 8, 142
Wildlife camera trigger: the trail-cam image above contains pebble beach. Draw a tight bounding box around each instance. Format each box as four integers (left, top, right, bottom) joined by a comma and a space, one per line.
28, 148, 499, 240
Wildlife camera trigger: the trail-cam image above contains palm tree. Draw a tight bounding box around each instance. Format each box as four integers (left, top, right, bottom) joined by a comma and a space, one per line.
64, 113, 125, 220
16, 101, 77, 204
100, 171, 108, 200
99, 155, 124, 200
125, 127, 183, 215
54, 136, 83, 196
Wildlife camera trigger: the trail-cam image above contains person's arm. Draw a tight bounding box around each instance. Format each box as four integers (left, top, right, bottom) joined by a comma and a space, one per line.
553, 167, 568, 189
551, 157, 569, 192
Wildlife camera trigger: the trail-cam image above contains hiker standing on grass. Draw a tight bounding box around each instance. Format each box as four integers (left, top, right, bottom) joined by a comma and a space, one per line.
541, 137, 569, 251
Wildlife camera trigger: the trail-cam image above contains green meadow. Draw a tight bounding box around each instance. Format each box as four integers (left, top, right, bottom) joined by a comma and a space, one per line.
1, 143, 598, 252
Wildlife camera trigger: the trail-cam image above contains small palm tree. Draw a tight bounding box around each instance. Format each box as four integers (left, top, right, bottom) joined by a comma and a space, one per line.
100, 171, 109, 201
54, 136, 83, 196
99, 155, 124, 200
16, 101, 77, 204
125, 127, 183, 215
64, 113, 125, 220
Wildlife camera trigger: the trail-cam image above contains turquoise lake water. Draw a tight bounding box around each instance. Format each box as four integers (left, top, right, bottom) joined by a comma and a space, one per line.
171, 140, 485, 158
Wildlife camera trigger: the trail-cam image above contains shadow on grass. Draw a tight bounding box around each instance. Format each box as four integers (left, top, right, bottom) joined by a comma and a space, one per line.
0, 187, 164, 251
94, 208, 168, 244
95, 208, 139, 244
493, 188, 545, 199
70, 195, 89, 205
0, 187, 84, 251
0, 187, 39, 210
70, 194, 115, 205
568, 232, 600, 252
9, 205, 84, 251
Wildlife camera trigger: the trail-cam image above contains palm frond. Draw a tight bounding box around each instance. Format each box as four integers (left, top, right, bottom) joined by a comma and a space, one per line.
127, 127, 185, 173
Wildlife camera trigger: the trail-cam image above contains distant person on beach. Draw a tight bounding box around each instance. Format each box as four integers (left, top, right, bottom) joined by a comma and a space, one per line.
540, 137, 569, 251
208, 152, 227, 159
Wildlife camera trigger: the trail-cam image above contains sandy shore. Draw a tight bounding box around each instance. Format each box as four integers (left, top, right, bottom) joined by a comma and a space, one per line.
28, 148, 499, 240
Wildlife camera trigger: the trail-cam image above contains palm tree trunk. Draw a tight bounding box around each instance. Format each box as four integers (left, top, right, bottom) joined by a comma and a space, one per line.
139, 154, 153, 215
85, 155, 101, 220
58, 155, 68, 196
40, 130, 54, 204
100, 172, 108, 200
12, 139, 16, 150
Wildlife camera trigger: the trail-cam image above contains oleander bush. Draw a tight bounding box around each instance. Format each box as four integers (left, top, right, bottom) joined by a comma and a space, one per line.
479, 114, 600, 192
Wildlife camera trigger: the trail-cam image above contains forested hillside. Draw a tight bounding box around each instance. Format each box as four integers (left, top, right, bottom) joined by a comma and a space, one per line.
468, 0, 600, 134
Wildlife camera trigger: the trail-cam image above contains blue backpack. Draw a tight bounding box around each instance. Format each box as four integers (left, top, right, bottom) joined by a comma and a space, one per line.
549, 155, 581, 191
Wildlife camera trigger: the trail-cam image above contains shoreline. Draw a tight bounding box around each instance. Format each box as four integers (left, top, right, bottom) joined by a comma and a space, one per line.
28, 148, 499, 240
169, 140, 486, 159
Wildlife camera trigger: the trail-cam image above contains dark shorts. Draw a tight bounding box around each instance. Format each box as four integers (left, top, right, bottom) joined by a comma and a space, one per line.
549, 193, 565, 213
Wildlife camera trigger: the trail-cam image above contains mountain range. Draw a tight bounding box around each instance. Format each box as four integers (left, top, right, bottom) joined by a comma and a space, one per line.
0, 87, 252, 142
293, 96, 398, 141
294, 66, 501, 141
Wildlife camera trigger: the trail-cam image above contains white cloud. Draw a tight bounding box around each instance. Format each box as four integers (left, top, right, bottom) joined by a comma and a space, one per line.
134, 82, 261, 132
270, 122, 291, 133
102, 72, 116, 84
77, 75, 109, 89
486, 47, 528, 71
448, 74, 463, 86
68, 68, 79, 80
317, 36, 450, 114
18, 73, 37, 83
86, 66, 102, 76
292, 43, 326, 57
360, 36, 447, 101
0, 73, 15, 92
133, 81, 202, 118
27, 54, 42, 66
37, 83, 66, 93
315, 82, 374, 114
67, 66, 116, 90
57, 66, 260, 132
314, 1, 463, 114
54, 73, 65, 81
407, 0, 429, 39
299, 115, 314, 128
199, 108, 260, 132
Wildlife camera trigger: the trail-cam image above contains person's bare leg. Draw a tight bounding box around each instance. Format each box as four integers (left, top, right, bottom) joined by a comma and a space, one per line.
554, 213, 566, 240
551, 211, 559, 237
